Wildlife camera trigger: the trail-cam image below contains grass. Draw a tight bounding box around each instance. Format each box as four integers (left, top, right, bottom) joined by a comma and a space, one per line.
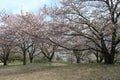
0, 62, 120, 80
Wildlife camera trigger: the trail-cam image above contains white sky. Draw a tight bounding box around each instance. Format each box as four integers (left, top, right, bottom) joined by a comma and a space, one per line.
0, 0, 60, 14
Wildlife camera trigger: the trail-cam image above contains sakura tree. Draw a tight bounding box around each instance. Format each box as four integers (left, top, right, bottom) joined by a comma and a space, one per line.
45, 0, 120, 64
0, 26, 16, 65
0, 12, 37, 65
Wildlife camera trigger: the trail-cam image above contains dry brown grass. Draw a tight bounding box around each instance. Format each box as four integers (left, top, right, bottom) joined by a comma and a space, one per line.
0, 63, 120, 80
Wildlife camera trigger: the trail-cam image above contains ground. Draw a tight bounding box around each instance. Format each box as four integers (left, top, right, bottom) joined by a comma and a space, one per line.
0, 62, 120, 80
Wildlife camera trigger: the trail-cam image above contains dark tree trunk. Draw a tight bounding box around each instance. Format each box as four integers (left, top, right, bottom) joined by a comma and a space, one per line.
103, 29, 116, 64
3, 58, 7, 66
106, 55, 114, 64
3, 53, 9, 66
48, 52, 55, 62
100, 56, 103, 63
28, 46, 35, 63
95, 51, 99, 63
101, 33, 115, 64
76, 56, 80, 64
41, 48, 55, 62
48, 58, 52, 62
30, 57, 33, 63
104, 53, 115, 64
29, 53, 33, 63
23, 51, 26, 65
96, 52, 103, 63
96, 56, 99, 63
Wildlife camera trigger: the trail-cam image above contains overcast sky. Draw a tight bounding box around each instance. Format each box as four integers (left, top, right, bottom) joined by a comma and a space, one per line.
0, 0, 60, 14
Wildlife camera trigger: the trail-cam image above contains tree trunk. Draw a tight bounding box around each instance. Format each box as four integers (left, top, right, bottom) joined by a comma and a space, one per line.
96, 51, 99, 63
48, 53, 55, 62
3, 53, 9, 66
104, 54, 114, 64
101, 33, 115, 64
96, 53, 103, 63
41, 49, 55, 62
3, 58, 7, 66
29, 53, 33, 63
76, 56, 80, 64
23, 52, 26, 65
100, 56, 103, 63
48, 58, 52, 62
30, 57, 33, 63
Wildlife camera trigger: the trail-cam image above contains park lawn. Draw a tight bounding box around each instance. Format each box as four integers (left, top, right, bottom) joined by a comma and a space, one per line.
0, 63, 120, 80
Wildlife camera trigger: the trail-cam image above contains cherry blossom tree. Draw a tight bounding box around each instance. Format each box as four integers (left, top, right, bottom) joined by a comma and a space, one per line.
45, 0, 120, 64
0, 26, 15, 65
0, 12, 36, 65
27, 39, 41, 63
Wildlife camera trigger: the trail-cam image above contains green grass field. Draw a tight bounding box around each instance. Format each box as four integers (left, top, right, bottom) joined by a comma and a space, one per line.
0, 62, 120, 80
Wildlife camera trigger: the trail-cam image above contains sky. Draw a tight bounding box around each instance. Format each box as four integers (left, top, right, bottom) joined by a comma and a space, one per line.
0, 0, 61, 14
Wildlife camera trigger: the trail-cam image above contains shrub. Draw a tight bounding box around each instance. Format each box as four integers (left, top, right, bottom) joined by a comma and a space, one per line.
34, 57, 48, 63
56, 56, 63, 61
8, 53, 23, 62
